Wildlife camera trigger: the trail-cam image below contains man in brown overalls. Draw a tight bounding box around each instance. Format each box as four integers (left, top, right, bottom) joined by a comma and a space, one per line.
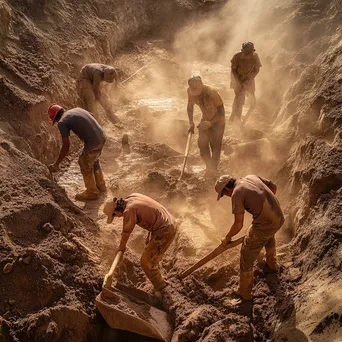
103, 193, 177, 293
77, 63, 119, 123
215, 174, 284, 300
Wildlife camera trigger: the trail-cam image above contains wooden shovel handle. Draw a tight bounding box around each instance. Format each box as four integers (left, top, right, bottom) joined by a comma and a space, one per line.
179, 131, 193, 180
102, 251, 124, 288
180, 235, 245, 279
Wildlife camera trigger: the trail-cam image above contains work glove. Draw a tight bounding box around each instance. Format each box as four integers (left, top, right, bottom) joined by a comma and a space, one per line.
48, 163, 59, 173
188, 122, 195, 134
197, 121, 212, 131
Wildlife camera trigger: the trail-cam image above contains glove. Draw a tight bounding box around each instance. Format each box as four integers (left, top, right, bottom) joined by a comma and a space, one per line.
48, 163, 59, 173
197, 121, 212, 131
188, 122, 195, 134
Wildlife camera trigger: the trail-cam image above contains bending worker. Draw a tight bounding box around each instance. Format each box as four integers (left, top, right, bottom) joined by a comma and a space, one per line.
187, 75, 225, 174
230, 42, 262, 122
77, 63, 119, 123
103, 193, 177, 293
48, 105, 106, 201
215, 174, 284, 300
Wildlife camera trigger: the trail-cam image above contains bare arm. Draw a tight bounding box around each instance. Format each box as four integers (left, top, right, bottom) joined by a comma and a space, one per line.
247, 67, 260, 80
231, 67, 241, 83
118, 214, 136, 251
55, 137, 70, 166
222, 213, 244, 244
187, 101, 195, 133
92, 72, 102, 100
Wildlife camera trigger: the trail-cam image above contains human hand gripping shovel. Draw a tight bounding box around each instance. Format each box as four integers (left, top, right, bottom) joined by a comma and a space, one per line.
178, 131, 193, 181
179, 235, 246, 279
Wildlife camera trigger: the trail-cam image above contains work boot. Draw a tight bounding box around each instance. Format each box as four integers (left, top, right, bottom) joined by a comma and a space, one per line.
79, 170, 100, 200
75, 190, 99, 201
263, 261, 278, 274
94, 169, 106, 192
233, 271, 253, 301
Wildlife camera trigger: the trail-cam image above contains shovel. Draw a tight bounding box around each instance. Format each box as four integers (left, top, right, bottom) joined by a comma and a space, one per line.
180, 235, 246, 279
96, 251, 173, 341
178, 131, 193, 180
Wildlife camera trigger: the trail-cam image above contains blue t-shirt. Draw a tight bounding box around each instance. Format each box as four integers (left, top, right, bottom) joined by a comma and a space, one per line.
57, 108, 106, 149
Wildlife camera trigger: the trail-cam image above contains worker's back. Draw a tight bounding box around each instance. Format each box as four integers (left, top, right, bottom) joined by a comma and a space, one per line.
124, 193, 176, 232
57, 107, 106, 149
232, 175, 283, 224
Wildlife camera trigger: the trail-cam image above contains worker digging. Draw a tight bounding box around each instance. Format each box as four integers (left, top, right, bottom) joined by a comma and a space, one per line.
77, 63, 120, 123
103, 193, 177, 297
215, 174, 285, 300
187, 75, 226, 176
230, 41, 262, 123
48, 105, 107, 201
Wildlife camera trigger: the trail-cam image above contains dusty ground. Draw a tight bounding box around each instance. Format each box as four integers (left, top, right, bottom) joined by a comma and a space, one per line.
1, 0, 341, 341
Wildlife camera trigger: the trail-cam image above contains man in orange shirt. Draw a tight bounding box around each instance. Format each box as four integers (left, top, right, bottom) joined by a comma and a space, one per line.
187, 75, 225, 173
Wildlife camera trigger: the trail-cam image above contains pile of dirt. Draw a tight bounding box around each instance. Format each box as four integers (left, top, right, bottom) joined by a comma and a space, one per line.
0, 140, 104, 341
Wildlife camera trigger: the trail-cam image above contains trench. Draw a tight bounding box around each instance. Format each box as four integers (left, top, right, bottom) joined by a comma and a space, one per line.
51, 39, 294, 341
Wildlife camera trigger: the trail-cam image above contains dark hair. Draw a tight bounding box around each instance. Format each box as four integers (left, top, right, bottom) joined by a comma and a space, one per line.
225, 178, 236, 189
115, 198, 125, 212
55, 108, 65, 122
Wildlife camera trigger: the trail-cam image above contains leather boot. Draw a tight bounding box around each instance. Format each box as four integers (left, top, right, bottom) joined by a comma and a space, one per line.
76, 170, 99, 201
94, 169, 106, 192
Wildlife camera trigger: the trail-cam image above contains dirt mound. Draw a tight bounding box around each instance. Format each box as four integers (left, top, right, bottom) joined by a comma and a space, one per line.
0, 141, 102, 341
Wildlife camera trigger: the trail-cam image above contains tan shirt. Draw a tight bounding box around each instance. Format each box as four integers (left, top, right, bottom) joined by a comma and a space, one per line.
231, 52, 262, 80
188, 85, 225, 124
122, 193, 176, 234
232, 175, 283, 223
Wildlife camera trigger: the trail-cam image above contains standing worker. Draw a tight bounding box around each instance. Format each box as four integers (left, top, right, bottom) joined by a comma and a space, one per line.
48, 105, 107, 201
103, 193, 177, 294
230, 42, 262, 122
215, 174, 284, 300
187, 75, 225, 174
77, 63, 120, 123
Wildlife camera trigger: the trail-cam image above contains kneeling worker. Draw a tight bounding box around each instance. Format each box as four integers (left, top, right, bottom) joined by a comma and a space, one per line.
48, 105, 106, 201
187, 75, 225, 174
215, 174, 284, 300
103, 193, 177, 293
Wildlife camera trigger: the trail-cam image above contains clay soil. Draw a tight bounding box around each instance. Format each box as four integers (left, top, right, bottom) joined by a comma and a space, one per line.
1, 0, 342, 341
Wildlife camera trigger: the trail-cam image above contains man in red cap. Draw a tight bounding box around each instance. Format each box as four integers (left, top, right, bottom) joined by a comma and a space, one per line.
230, 42, 262, 122
48, 104, 106, 201
215, 174, 284, 301
187, 75, 225, 174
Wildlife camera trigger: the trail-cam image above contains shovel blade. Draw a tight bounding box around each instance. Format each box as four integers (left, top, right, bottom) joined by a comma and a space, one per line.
96, 287, 173, 341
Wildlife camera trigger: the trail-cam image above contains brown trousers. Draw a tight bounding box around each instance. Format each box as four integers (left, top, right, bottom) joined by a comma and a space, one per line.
240, 200, 284, 273
198, 123, 225, 170
78, 144, 104, 194
230, 79, 256, 122
141, 225, 176, 290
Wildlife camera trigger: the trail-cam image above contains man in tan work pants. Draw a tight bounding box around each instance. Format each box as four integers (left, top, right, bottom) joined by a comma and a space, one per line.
103, 193, 177, 292
78, 143, 106, 197
215, 174, 284, 300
